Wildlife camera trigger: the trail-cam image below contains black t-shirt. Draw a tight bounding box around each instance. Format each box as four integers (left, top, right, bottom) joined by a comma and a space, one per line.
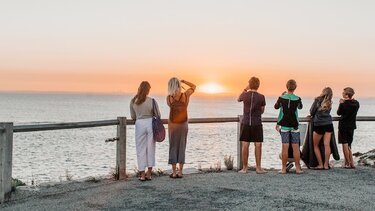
337, 99, 360, 130
238, 91, 266, 126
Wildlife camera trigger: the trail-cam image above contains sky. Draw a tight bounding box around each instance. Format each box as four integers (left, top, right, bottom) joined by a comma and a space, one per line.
1, 0, 375, 97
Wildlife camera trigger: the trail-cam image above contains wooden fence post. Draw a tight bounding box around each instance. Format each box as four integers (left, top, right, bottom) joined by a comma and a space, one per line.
237, 116, 243, 170
0, 123, 13, 203
116, 117, 127, 180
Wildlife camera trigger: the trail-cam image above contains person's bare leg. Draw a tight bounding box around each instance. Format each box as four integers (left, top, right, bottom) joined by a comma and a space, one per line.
292, 144, 303, 174
280, 143, 289, 174
342, 144, 350, 167
255, 143, 266, 174
240, 141, 250, 173
348, 146, 355, 168
146, 167, 152, 180
323, 132, 332, 169
171, 164, 177, 177
178, 163, 184, 177
313, 132, 324, 168
139, 171, 145, 181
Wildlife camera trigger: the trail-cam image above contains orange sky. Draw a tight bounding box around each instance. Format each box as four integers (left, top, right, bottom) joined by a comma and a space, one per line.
1, 67, 373, 97
1, 1, 375, 97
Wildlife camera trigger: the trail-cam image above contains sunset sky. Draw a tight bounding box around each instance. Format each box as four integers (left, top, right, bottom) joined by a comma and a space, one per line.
1, 0, 374, 97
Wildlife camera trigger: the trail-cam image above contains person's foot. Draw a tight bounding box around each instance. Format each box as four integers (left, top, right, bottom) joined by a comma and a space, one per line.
138, 177, 146, 182
146, 172, 152, 179
238, 169, 248, 174
145, 176, 152, 181
177, 170, 184, 178
316, 165, 324, 169
278, 169, 286, 174
256, 169, 267, 174
296, 169, 304, 174
169, 173, 177, 179
323, 165, 330, 170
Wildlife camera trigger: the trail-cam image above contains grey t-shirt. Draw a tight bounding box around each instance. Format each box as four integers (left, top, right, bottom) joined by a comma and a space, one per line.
238, 91, 266, 126
130, 97, 161, 120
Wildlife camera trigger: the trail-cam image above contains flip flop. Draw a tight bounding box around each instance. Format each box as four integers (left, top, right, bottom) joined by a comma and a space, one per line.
138, 178, 146, 182
313, 167, 324, 170
169, 174, 177, 179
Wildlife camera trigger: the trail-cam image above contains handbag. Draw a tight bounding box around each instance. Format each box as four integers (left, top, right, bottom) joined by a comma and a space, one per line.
152, 99, 166, 142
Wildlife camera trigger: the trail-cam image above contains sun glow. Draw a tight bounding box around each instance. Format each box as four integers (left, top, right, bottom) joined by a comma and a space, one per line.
198, 82, 226, 94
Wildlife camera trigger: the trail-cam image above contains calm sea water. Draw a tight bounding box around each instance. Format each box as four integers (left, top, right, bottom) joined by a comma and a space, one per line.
1, 92, 374, 184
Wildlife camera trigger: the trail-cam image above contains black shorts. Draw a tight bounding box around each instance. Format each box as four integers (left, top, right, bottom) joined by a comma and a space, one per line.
313, 124, 334, 135
338, 129, 354, 148
240, 124, 263, 142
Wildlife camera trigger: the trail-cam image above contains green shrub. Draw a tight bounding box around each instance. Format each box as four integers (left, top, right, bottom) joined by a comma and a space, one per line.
11, 178, 26, 192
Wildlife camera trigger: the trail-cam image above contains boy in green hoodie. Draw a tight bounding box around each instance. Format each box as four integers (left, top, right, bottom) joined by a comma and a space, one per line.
274, 79, 303, 174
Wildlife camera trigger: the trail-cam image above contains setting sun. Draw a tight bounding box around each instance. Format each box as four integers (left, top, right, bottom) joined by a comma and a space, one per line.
198, 82, 226, 94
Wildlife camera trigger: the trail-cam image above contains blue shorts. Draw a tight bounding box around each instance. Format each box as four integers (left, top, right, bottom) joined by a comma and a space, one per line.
280, 131, 300, 144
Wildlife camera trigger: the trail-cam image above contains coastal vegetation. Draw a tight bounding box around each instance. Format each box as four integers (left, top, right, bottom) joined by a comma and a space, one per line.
224, 155, 234, 170
11, 178, 26, 192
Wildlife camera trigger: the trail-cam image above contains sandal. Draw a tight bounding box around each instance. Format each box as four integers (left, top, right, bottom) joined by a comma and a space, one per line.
169, 174, 177, 179
313, 167, 324, 170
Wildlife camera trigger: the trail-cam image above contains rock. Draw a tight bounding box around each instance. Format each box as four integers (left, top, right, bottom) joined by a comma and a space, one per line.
353, 152, 363, 157
357, 149, 375, 168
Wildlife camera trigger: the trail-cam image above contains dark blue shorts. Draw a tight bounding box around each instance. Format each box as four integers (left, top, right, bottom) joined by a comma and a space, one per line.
280, 131, 300, 144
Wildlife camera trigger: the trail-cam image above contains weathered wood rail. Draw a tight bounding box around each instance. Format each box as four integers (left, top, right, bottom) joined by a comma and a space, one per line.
1, 116, 374, 203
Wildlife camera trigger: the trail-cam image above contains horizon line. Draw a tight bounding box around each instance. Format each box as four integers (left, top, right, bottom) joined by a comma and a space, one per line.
1, 90, 374, 99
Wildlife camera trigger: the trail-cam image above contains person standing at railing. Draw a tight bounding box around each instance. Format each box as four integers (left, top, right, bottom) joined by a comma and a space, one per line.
237, 77, 267, 174
167, 77, 196, 179
337, 87, 360, 169
309, 87, 334, 170
274, 79, 304, 174
130, 81, 161, 181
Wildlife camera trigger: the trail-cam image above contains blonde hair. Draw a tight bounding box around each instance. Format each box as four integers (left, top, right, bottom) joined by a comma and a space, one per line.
318, 87, 333, 111
132, 81, 151, 105
249, 77, 260, 90
286, 79, 297, 91
168, 77, 181, 96
343, 87, 355, 98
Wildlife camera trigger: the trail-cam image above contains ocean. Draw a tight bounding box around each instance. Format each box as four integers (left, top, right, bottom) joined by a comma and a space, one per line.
1, 92, 374, 184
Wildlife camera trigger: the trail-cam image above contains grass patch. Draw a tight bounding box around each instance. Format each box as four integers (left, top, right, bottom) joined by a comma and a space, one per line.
224, 155, 234, 170
85, 176, 100, 183
11, 178, 26, 192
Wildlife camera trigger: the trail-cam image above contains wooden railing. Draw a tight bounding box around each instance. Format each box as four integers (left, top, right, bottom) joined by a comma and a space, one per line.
1, 116, 375, 203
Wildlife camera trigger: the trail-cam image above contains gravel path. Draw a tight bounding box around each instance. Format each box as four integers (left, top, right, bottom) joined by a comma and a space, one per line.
1, 167, 374, 210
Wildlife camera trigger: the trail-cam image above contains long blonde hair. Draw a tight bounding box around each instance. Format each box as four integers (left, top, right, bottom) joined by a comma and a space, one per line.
168, 77, 181, 96
318, 87, 333, 111
132, 81, 151, 105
